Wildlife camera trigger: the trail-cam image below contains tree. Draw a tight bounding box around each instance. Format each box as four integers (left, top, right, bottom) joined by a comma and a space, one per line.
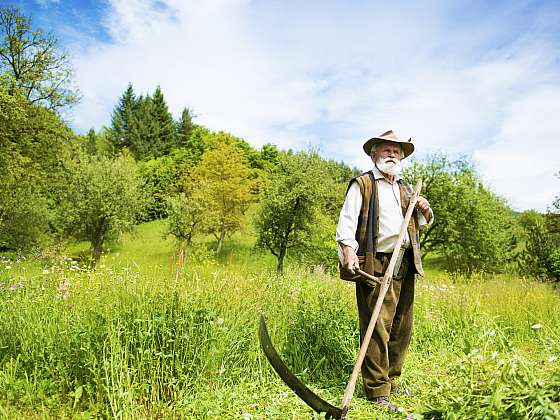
193, 141, 256, 253
0, 6, 79, 109
255, 151, 331, 273
0, 86, 76, 251
109, 83, 137, 151
138, 155, 178, 220
57, 154, 144, 266
517, 181, 560, 282
176, 107, 194, 147
109, 85, 179, 160
165, 189, 211, 267
150, 85, 176, 156
402, 153, 517, 274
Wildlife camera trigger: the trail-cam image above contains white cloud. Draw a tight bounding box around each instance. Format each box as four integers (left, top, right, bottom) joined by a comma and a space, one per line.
35, 0, 60, 6
69, 0, 560, 211
474, 88, 560, 211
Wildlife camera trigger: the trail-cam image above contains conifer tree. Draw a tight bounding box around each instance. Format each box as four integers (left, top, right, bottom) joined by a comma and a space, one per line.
150, 85, 176, 156
177, 107, 194, 147
110, 83, 137, 151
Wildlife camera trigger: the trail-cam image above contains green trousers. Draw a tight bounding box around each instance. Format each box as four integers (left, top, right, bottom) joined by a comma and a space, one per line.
355, 250, 415, 398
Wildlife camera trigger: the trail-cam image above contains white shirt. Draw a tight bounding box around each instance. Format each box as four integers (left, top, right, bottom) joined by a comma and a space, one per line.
336, 166, 433, 261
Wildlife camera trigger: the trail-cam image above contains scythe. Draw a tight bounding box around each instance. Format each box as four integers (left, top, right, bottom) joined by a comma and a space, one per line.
258, 179, 422, 419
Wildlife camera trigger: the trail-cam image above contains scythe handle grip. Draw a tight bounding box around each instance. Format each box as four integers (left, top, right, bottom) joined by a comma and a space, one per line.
355, 268, 381, 285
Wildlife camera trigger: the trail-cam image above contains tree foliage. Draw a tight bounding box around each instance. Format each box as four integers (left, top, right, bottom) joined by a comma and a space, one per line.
517, 181, 560, 282
255, 151, 334, 273
109, 84, 179, 160
0, 6, 79, 109
56, 154, 144, 266
176, 107, 194, 148
165, 188, 212, 265
0, 86, 75, 251
193, 140, 256, 253
402, 154, 517, 274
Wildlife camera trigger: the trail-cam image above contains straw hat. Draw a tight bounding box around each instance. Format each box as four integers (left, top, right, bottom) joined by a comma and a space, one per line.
362, 130, 415, 158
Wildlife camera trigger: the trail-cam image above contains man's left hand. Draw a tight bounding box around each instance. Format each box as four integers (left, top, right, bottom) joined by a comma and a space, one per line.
416, 196, 432, 221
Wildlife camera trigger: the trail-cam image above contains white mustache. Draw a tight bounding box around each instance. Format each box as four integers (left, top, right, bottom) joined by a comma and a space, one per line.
376, 157, 402, 175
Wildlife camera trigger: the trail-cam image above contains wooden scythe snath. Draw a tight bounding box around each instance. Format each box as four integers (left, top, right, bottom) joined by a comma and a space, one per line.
259, 180, 422, 419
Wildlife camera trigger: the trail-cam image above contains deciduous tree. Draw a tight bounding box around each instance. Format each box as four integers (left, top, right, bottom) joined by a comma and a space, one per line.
255, 151, 330, 273
402, 153, 517, 274
57, 154, 144, 266
193, 141, 256, 253
0, 86, 75, 251
0, 6, 79, 109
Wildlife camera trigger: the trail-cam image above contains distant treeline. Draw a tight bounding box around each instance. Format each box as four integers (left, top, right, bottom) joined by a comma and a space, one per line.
0, 5, 558, 280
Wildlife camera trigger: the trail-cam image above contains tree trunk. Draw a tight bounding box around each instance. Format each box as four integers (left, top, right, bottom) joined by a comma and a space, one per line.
277, 246, 286, 274
216, 227, 226, 254
91, 235, 104, 269
90, 221, 107, 269
184, 237, 191, 265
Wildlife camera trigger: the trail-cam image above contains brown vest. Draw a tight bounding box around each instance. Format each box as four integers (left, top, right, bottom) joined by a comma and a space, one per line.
339, 172, 424, 282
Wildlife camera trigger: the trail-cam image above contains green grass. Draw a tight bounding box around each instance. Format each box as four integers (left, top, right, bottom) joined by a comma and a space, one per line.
0, 221, 559, 419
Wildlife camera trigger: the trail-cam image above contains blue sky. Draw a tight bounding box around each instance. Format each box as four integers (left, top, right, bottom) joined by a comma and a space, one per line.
10, 0, 560, 211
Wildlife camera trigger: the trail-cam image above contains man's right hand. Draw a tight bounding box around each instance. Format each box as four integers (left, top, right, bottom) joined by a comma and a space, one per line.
341, 245, 360, 274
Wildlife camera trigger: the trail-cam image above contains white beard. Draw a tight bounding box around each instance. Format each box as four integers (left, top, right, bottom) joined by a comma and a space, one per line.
375, 157, 402, 176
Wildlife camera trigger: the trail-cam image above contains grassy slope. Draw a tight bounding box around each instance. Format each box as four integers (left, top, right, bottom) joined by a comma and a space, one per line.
0, 220, 559, 419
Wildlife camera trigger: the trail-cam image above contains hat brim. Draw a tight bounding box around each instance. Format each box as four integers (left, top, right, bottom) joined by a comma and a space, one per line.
362, 137, 414, 158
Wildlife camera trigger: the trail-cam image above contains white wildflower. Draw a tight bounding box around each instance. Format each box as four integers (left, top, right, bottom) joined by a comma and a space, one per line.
548, 355, 557, 363
531, 323, 542, 330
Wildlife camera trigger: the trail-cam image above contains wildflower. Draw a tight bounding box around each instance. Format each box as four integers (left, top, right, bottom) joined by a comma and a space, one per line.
216, 317, 224, 326
492, 351, 498, 359
466, 348, 479, 358
42, 269, 49, 275
5, 265, 11, 270
549, 355, 557, 363
531, 323, 542, 330
56, 279, 71, 300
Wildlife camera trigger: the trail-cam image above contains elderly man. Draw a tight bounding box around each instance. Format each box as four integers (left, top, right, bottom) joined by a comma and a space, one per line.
336, 130, 433, 413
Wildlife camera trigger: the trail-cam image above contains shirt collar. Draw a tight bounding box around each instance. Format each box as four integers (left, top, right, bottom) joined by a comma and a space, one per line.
371, 165, 402, 182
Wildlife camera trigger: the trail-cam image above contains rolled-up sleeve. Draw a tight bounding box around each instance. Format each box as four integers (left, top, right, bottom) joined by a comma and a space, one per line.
336, 182, 362, 261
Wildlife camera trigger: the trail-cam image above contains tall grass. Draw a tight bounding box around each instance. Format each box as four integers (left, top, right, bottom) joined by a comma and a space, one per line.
0, 221, 559, 418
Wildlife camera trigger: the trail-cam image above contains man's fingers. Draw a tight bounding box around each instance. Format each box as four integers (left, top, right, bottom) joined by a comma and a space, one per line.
345, 258, 359, 274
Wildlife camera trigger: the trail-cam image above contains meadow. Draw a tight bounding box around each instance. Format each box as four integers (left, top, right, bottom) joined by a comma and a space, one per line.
0, 220, 559, 419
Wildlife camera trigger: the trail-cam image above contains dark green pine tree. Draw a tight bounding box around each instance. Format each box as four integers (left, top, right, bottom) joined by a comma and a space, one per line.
110, 83, 138, 151
176, 107, 194, 148
128, 94, 158, 160
150, 86, 176, 157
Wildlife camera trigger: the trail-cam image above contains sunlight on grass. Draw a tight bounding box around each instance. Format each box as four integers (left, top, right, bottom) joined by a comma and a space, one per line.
0, 222, 559, 418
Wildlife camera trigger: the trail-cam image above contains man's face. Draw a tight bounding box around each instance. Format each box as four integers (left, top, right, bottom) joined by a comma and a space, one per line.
372, 141, 403, 176
372, 142, 402, 161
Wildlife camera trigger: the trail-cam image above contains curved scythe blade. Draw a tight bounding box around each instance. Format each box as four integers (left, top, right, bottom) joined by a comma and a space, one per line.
258, 314, 342, 419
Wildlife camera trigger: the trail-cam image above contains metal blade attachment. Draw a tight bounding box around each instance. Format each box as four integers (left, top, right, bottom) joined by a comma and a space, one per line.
258, 314, 342, 419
